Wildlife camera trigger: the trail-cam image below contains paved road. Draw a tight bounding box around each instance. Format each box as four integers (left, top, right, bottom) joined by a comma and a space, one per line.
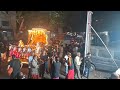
0, 61, 111, 79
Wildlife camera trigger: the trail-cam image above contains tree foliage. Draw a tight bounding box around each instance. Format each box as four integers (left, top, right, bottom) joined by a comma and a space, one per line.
16, 11, 68, 32
49, 11, 66, 28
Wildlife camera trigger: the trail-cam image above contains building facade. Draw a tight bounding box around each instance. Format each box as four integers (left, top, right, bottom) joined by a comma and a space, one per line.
0, 11, 16, 41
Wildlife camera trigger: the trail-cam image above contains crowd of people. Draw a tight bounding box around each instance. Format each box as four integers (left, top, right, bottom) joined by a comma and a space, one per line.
7, 37, 92, 79
0, 32, 93, 79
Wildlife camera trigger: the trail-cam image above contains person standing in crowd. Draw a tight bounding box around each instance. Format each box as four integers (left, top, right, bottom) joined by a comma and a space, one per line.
74, 52, 83, 79
64, 54, 69, 76
31, 54, 40, 79
49, 50, 56, 78
66, 52, 74, 79
7, 55, 23, 79
28, 51, 35, 79
40, 50, 48, 79
50, 52, 56, 78
51, 53, 61, 79
84, 53, 92, 79
73, 44, 78, 59
44, 51, 49, 74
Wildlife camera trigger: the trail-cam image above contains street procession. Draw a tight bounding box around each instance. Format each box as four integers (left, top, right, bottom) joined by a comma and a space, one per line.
0, 11, 120, 79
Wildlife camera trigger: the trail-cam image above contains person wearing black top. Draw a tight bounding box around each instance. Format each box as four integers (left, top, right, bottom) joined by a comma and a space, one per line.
7, 55, 23, 79
40, 51, 48, 78
51, 56, 61, 79
84, 53, 92, 79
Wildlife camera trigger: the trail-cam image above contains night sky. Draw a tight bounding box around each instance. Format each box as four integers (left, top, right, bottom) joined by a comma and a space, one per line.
69, 11, 120, 32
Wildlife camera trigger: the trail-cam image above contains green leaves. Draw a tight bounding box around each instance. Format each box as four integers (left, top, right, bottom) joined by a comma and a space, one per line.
49, 11, 66, 27
16, 11, 68, 31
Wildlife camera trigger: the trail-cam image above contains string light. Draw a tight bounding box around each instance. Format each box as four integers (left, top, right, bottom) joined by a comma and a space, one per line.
27, 28, 48, 46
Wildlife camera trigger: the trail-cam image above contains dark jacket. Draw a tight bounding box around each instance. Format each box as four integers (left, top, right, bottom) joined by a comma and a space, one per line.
84, 57, 91, 68
8, 59, 21, 78
51, 60, 61, 78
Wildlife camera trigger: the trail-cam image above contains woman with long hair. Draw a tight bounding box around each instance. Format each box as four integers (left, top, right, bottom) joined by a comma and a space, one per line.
66, 52, 74, 79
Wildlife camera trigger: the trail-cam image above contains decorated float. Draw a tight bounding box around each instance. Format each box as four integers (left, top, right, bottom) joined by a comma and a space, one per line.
8, 28, 50, 64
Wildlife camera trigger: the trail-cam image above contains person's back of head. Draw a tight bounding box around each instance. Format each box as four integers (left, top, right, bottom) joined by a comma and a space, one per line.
77, 52, 81, 57
61, 45, 63, 47
55, 57, 60, 62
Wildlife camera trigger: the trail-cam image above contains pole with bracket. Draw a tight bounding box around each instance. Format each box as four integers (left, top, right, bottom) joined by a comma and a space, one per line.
84, 11, 93, 57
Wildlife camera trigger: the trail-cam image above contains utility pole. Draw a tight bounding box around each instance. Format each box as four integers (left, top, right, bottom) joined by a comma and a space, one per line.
84, 11, 93, 57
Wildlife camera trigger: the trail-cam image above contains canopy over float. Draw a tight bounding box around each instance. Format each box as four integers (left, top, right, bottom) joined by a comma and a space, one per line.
18, 28, 50, 48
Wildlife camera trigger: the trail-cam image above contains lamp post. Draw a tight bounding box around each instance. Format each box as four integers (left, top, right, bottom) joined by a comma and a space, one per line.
84, 11, 93, 57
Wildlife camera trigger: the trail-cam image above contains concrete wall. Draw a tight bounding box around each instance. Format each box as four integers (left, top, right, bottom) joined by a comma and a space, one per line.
8, 11, 16, 32
91, 46, 120, 72
0, 12, 11, 29
0, 11, 16, 31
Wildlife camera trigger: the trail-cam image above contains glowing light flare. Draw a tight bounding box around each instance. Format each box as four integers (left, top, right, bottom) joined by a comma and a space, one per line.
27, 28, 48, 46
18, 40, 24, 47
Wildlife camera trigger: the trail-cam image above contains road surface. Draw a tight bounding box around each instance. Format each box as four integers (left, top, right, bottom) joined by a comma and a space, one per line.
0, 61, 111, 79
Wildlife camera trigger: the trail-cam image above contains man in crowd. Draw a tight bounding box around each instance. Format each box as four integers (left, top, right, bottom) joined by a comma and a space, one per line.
7, 55, 23, 79
64, 53, 69, 76
74, 52, 83, 79
84, 53, 92, 79
28, 51, 35, 79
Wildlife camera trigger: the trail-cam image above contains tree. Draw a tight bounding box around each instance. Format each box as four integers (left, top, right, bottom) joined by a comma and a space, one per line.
16, 11, 50, 42
49, 11, 67, 32
16, 11, 27, 41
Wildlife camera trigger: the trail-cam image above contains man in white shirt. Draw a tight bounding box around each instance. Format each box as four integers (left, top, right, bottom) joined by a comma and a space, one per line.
74, 52, 83, 79
64, 54, 68, 75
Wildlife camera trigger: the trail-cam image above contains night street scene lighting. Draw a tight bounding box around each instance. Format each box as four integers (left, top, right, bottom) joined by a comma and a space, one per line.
0, 11, 120, 79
